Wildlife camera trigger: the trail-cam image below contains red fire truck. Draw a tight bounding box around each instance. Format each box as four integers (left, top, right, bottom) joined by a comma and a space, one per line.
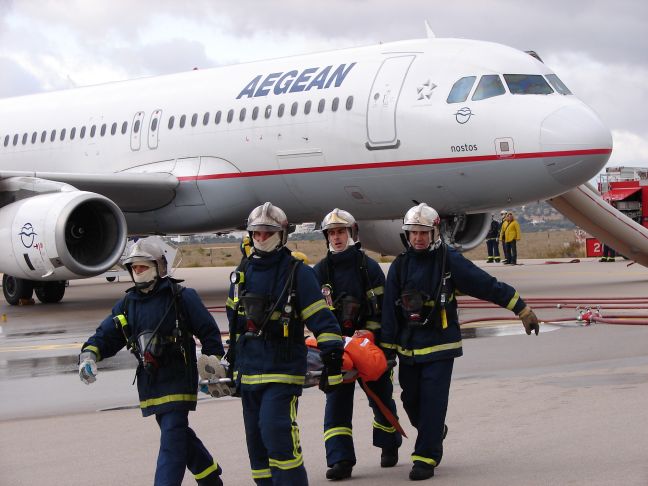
585, 166, 648, 257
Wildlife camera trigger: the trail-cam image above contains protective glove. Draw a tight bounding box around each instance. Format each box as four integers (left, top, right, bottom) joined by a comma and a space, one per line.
78, 351, 98, 385
198, 354, 234, 398
382, 347, 398, 369
518, 306, 540, 335
319, 348, 343, 393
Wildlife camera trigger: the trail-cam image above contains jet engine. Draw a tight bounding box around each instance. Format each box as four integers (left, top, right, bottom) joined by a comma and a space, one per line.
359, 212, 494, 256
0, 191, 127, 281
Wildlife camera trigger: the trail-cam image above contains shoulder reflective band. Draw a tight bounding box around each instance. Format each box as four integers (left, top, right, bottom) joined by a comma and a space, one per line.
230, 271, 245, 284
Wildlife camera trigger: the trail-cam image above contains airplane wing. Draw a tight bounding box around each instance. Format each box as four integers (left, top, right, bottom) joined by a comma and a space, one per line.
0, 170, 179, 212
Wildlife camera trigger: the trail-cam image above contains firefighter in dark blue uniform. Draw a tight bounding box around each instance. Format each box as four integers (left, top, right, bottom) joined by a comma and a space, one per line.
226, 202, 344, 485
79, 237, 226, 486
381, 203, 540, 481
313, 208, 402, 480
485, 214, 501, 263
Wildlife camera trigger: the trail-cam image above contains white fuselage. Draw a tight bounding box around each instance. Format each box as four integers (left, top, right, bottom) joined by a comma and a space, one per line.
0, 37, 612, 234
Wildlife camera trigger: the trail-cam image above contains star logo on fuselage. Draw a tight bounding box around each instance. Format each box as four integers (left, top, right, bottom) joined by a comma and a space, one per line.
417, 80, 437, 100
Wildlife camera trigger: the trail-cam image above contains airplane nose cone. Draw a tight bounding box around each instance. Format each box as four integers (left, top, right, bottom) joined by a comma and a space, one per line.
541, 104, 613, 188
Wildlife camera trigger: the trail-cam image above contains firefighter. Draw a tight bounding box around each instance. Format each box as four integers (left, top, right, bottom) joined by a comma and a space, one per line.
78, 236, 226, 486
313, 208, 402, 480
226, 202, 344, 485
501, 211, 521, 265
381, 203, 540, 481
485, 213, 502, 263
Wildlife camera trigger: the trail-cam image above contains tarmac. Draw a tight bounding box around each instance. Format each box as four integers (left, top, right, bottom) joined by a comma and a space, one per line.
1, 258, 647, 485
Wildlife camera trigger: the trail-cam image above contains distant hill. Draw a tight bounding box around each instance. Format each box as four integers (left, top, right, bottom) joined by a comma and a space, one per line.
502, 201, 576, 232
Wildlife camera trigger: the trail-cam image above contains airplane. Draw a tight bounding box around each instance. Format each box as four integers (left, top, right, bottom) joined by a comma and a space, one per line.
0, 29, 639, 306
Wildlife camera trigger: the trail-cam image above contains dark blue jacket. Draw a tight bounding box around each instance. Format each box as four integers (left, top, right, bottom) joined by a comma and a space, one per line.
226, 247, 343, 389
381, 245, 526, 365
313, 244, 385, 339
486, 219, 501, 239
82, 278, 224, 417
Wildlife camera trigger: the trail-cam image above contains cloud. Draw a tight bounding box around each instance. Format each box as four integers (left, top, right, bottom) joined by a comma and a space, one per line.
609, 130, 648, 166
0, 57, 43, 97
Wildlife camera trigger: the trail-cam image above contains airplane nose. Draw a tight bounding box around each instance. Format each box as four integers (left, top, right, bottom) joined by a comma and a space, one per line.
541, 104, 613, 188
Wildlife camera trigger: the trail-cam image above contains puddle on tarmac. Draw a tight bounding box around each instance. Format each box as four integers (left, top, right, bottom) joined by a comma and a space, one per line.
461, 323, 561, 339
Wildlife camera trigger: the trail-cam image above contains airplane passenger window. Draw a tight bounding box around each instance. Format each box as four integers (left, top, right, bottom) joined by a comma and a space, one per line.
191, 114, 198, 127
50, 130, 56, 142
239, 108, 247, 122
100, 124, 107, 136
304, 100, 312, 115
70, 127, 76, 140
121, 121, 128, 134
13, 134, 18, 146
227, 109, 234, 123
151, 118, 158, 132
545, 74, 572, 95
22, 133, 28, 145
80, 126, 86, 139
203, 112, 210, 126
472, 75, 506, 101
332, 97, 339, 112
90, 125, 97, 137
504, 74, 553, 95
111, 123, 117, 135
265, 105, 272, 119
252, 107, 259, 120
291, 102, 298, 116
31, 132, 37, 144
41, 130, 47, 143
446, 76, 476, 103
179, 115, 186, 128
318, 99, 325, 113
215, 111, 222, 124
278, 103, 285, 118
134, 120, 140, 133
60, 128, 66, 141
168, 116, 175, 129
3, 135, 8, 147
345, 96, 353, 110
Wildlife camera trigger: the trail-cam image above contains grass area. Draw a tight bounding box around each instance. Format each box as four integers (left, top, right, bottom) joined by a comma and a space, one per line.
174, 230, 584, 267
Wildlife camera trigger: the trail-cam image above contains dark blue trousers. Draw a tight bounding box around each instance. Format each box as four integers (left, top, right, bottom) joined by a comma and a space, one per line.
398, 359, 454, 468
324, 369, 402, 466
486, 238, 500, 260
505, 240, 518, 264
241, 384, 308, 485
155, 410, 220, 486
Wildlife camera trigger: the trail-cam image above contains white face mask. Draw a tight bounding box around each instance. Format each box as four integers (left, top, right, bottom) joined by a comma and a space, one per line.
253, 232, 282, 253
131, 262, 158, 292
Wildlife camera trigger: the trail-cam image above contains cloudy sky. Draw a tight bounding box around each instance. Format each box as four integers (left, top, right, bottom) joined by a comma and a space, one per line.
1, 0, 646, 168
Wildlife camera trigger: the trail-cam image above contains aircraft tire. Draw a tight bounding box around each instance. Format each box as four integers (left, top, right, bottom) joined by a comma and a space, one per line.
106, 276, 116, 282
2, 275, 34, 306
34, 281, 66, 304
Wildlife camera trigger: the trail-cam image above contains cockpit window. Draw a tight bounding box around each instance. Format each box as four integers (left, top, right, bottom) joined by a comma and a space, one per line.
504, 74, 553, 95
472, 75, 506, 101
447, 76, 476, 103
545, 74, 572, 95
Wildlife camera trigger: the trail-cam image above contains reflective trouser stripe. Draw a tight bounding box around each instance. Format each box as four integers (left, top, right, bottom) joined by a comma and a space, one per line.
412, 454, 438, 467
324, 426, 353, 442
269, 395, 303, 471
372, 420, 396, 434
194, 462, 218, 480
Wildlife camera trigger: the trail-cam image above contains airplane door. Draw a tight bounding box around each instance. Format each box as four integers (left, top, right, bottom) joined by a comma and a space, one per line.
130, 111, 145, 151
366, 55, 415, 150
148, 109, 162, 149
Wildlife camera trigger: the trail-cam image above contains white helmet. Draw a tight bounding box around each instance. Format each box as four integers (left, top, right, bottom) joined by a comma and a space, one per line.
246, 202, 289, 251
402, 203, 441, 246
122, 236, 169, 279
321, 208, 358, 241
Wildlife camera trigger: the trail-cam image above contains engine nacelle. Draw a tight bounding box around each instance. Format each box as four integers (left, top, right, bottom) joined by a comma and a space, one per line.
0, 191, 127, 280
359, 212, 494, 256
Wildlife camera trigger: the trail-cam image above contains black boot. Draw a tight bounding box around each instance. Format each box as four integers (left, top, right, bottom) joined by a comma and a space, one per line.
409, 463, 435, 481
381, 447, 398, 467
326, 460, 353, 480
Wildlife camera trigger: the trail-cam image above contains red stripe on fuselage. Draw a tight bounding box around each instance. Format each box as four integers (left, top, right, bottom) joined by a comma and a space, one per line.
177, 148, 612, 182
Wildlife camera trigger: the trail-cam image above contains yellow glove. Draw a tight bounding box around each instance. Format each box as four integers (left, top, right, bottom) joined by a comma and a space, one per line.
518, 306, 539, 335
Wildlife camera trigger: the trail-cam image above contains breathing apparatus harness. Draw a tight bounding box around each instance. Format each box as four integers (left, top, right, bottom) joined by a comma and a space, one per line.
394, 242, 452, 331
228, 251, 302, 364
321, 246, 380, 334
113, 280, 190, 383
